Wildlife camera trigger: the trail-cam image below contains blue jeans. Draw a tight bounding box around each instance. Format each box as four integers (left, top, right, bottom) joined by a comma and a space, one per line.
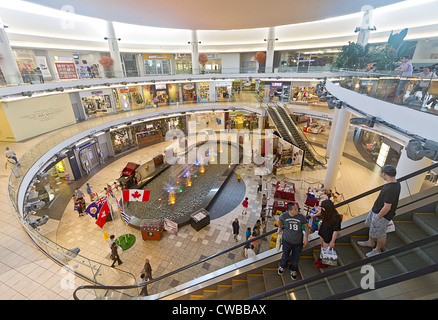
280, 240, 303, 272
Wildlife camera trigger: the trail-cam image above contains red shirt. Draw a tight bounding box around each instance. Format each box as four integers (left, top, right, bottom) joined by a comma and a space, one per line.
242, 200, 248, 208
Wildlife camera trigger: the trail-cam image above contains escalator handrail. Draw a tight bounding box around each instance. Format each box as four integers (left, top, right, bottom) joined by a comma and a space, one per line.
246, 232, 438, 300
334, 161, 438, 209
73, 161, 438, 300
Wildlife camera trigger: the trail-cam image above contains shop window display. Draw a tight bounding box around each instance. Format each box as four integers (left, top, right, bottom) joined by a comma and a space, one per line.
111, 128, 137, 155
134, 121, 165, 149
82, 95, 113, 118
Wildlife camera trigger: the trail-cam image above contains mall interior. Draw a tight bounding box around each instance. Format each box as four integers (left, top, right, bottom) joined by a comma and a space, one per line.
0, 0, 437, 301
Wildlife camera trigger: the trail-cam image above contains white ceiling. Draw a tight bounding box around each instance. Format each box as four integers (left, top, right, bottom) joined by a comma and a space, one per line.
1, 0, 438, 53
25, 0, 404, 30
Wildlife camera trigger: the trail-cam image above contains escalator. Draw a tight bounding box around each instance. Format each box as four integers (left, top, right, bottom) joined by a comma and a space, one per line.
73, 163, 438, 300
265, 104, 326, 167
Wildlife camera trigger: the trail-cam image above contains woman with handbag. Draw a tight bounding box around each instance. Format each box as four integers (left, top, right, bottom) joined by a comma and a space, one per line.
309, 199, 342, 268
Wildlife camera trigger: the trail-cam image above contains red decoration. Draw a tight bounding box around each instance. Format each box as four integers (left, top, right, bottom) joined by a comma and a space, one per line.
198, 53, 208, 66
254, 52, 266, 65
98, 56, 114, 69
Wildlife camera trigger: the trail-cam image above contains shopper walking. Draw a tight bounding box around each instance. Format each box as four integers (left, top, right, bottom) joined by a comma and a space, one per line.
241, 197, 249, 215
277, 202, 309, 280
110, 242, 123, 267
232, 218, 240, 242
5, 147, 18, 166
309, 199, 342, 268
358, 165, 401, 257
141, 258, 153, 281
245, 227, 252, 241
86, 183, 94, 202
257, 176, 263, 193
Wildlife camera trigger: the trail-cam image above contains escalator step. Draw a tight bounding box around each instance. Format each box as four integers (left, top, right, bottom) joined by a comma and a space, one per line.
216, 285, 233, 300
299, 257, 332, 299
203, 290, 217, 300
413, 213, 438, 236
247, 274, 266, 297
395, 221, 429, 242
232, 279, 249, 300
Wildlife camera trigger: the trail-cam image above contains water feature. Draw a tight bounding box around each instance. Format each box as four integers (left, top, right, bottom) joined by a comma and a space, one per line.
124, 141, 241, 222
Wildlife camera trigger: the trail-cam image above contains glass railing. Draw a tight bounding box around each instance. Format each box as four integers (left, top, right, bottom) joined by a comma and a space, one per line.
72, 161, 438, 300
0, 67, 383, 89
337, 74, 438, 116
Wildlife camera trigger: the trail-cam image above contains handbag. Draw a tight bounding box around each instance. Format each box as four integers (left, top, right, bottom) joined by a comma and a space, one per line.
74, 205, 78, 211
320, 247, 338, 266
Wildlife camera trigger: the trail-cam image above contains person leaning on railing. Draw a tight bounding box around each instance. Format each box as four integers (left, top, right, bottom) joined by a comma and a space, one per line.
410, 66, 437, 101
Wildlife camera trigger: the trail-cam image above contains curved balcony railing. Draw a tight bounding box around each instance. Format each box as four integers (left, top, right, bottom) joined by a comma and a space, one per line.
336, 74, 438, 116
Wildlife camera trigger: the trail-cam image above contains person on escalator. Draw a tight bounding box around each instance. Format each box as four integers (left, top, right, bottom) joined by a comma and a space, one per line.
309, 200, 342, 268
277, 202, 309, 280
357, 165, 401, 257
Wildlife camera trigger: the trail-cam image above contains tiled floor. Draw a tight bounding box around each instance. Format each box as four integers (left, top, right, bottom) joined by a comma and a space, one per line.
0, 99, 386, 299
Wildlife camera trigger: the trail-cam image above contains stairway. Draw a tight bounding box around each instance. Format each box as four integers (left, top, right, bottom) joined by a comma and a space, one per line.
177, 204, 438, 300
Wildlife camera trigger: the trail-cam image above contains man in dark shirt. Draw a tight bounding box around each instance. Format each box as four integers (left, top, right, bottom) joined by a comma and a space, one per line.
277, 202, 309, 280
358, 165, 401, 257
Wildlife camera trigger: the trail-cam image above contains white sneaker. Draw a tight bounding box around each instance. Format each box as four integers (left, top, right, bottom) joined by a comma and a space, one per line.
357, 240, 375, 248
366, 249, 380, 258
277, 267, 284, 275
290, 271, 297, 280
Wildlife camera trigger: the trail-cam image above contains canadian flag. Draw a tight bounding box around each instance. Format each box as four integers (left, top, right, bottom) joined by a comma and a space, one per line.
122, 189, 151, 202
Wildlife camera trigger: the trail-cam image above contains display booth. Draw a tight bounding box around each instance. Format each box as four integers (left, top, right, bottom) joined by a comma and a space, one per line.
140, 219, 164, 240
79, 89, 116, 119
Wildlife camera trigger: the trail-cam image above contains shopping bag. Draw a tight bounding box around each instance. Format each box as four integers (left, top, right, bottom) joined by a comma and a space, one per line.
74, 205, 78, 211
275, 233, 283, 252
320, 247, 338, 266
386, 220, 395, 233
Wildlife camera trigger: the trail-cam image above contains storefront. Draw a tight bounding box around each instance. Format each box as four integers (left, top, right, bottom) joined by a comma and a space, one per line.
198, 82, 210, 102
167, 83, 180, 104
79, 89, 116, 119
276, 49, 339, 72
354, 129, 402, 168
73, 52, 101, 79
143, 54, 172, 75
13, 48, 52, 83
182, 83, 197, 102
133, 120, 165, 149
215, 81, 232, 101
228, 111, 259, 130
155, 83, 169, 104
74, 138, 103, 175
117, 86, 145, 111
110, 126, 138, 156
173, 53, 192, 74
203, 53, 221, 73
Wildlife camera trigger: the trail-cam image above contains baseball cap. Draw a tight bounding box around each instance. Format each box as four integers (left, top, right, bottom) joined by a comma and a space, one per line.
381, 165, 397, 177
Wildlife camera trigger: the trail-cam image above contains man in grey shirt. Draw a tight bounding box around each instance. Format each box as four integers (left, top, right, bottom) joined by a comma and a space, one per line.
277, 202, 309, 280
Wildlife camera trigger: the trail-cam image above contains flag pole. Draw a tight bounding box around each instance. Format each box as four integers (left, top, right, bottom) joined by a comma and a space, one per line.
107, 195, 120, 246
120, 190, 129, 244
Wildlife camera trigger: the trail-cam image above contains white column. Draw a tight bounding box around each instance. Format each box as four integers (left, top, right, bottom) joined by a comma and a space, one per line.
209, 81, 216, 102
191, 30, 200, 75
325, 107, 340, 157
324, 107, 351, 190
396, 147, 432, 200
0, 17, 23, 84
137, 54, 145, 76
106, 21, 124, 78
265, 27, 275, 73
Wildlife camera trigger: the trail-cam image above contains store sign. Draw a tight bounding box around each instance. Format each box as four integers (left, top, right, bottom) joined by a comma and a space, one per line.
215, 81, 232, 87
183, 84, 195, 90
143, 54, 171, 60
155, 83, 167, 90
91, 90, 103, 96
271, 82, 283, 88
120, 88, 136, 93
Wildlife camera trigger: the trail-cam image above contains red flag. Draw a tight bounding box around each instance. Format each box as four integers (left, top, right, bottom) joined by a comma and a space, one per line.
95, 198, 110, 229
122, 189, 150, 202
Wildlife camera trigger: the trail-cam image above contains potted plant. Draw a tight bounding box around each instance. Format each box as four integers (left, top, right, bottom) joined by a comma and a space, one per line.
198, 53, 208, 74
254, 52, 266, 73
98, 56, 114, 77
